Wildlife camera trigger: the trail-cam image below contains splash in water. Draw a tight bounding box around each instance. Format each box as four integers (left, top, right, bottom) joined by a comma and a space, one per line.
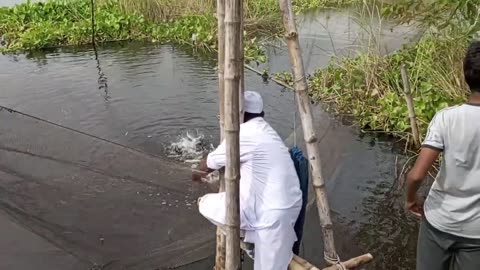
165, 130, 214, 162
166, 131, 220, 184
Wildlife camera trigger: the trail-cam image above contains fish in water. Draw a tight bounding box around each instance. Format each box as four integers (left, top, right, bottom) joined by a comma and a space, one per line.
165, 131, 213, 161
165, 131, 220, 184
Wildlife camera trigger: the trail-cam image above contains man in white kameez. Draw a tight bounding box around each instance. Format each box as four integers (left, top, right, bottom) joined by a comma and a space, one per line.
192, 91, 302, 270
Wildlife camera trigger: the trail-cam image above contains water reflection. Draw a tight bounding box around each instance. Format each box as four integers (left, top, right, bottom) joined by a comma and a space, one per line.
355, 181, 418, 269
93, 45, 110, 101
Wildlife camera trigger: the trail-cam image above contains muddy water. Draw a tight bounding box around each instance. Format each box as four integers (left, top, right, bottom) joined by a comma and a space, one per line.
0, 7, 419, 270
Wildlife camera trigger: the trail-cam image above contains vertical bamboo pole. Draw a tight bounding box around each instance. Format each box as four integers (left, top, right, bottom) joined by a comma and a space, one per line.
224, 0, 242, 269
401, 63, 420, 148
277, 0, 339, 264
218, 0, 226, 140
239, 2, 245, 123
215, 0, 227, 269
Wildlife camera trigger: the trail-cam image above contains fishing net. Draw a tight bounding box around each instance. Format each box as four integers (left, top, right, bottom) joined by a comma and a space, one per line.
0, 108, 217, 269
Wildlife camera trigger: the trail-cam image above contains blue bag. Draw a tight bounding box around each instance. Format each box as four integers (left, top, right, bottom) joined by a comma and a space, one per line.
289, 146, 309, 255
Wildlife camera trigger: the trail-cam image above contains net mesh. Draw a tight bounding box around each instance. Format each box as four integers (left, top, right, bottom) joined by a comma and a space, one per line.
0, 108, 216, 269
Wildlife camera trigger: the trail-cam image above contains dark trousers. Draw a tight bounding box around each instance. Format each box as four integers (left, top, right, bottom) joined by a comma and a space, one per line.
417, 218, 480, 270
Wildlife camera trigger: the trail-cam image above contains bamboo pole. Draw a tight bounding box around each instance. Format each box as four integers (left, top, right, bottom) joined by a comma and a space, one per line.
290, 254, 374, 270
239, 2, 245, 124
290, 254, 372, 270
401, 63, 421, 148
224, 0, 242, 268
215, 0, 227, 269
218, 0, 226, 140
277, 0, 339, 264
289, 255, 321, 270
244, 63, 294, 90
326, 253, 374, 270
239, 239, 373, 270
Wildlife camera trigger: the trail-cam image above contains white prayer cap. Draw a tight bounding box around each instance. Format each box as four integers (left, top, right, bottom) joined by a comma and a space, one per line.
244, 91, 263, 114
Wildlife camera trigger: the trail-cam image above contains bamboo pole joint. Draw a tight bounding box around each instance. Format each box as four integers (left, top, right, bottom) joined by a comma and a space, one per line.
400, 62, 421, 148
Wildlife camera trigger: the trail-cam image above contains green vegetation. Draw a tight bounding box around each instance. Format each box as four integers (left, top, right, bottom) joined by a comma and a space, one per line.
0, 0, 216, 50
101, 0, 215, 22
274, 0, 478, 144
308, 32, 468, 138
104, 0, 282, 35
293, 0, 363, 13
0, 1, 250, 62
381, 0, 480, 33
0, 0, 373, 55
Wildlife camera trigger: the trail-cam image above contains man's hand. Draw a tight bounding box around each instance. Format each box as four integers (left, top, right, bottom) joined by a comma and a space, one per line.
191, 157, 217, 183
197, 158, 209, 172
192, 169, 208, 182
406, 195, 425, 218
405, 147, 440, 218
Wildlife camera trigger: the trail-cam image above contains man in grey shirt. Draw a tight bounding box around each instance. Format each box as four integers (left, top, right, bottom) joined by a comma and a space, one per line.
406, 40, 480, 270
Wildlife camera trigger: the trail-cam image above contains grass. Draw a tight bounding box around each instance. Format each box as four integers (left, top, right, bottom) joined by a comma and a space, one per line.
0, 0, 268, 60
0, 0, 376, 60
103, 0, 283, 36
0, 0, 218, 51
293, 0, 364, 13
274, 0, 474, 145
309, 32, 468, 139
97, 0, 215, 22
98, 0, 381, 35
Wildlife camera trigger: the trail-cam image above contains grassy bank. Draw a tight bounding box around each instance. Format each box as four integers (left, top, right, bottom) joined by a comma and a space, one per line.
0, 0, 214, 50
0, 0, 267, 61
274, 0, 477, 145
103, 0, 282, 35
309, 32, 469, 140
0, 0, 379, 56
293, 0, 363, 13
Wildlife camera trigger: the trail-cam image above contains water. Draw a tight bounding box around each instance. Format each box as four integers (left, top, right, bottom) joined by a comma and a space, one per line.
0, 0, 42, 7
263, 8, 418, 73
0, 7, 420, 270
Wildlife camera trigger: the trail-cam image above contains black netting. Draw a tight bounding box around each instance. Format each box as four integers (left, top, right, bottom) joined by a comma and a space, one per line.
0, 109, 215, 269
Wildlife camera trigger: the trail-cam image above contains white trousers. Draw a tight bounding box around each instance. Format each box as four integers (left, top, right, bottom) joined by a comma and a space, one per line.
198, 193, 299, 270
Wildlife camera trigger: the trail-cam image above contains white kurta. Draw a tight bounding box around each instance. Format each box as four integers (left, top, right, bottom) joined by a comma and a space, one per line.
198, 117, 302, 270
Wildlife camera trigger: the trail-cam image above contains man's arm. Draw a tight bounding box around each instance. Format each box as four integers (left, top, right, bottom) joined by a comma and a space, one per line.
405, 147, 441, 217
191, 132, 255, 182
192, 156, 217, 182
191, 141, 227, 182
406, 111, 445, 217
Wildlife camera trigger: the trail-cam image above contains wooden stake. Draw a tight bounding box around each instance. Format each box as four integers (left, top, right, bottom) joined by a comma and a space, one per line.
224, 0, 242, 268
277, 0, 339, 264
401, 63, 421, 148
215, 0, 226, 269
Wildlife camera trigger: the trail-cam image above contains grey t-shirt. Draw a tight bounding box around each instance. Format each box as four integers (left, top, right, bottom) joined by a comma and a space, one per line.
423, 104, 480, 239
